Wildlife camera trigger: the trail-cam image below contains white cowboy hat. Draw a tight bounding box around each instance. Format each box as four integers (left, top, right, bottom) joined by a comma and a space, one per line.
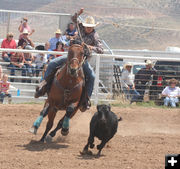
82, 16, 99, 27
123, 62, 132, 69
22, 29, 29, 34
145, 60, 153, 66
54, 29, 62, 34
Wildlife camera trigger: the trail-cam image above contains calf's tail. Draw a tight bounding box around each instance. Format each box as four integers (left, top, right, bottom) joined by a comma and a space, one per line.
118, 117, 122, 122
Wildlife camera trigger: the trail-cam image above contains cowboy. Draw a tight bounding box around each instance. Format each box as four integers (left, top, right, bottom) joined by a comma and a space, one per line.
121, 62, 140, 103
34, 8, 104, 111
134, 60, 158, 102
49, 29, 69, 50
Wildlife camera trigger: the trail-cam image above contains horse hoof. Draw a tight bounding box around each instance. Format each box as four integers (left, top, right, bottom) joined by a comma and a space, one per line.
45, 135, 53, 143
80, 150, 92, 156
61, 128, 69, 136
29, 126, 37, 135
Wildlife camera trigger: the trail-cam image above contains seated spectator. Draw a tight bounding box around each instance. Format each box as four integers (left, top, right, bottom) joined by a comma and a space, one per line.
18, 17, 35, 39
1, 32, 16, 62
44, 42, 53, 61
162, 78, 180, 108
65, 22, 78, 39
24, 46, 35, 81
53, 41, 64, 58
49, 29, 69, 50
121, 63, 140, 103
34, 51, 47, 78
8, 45, 26, 82
0, 74, 12, 104
18, 29, 34, 48
0, 65, 3, 80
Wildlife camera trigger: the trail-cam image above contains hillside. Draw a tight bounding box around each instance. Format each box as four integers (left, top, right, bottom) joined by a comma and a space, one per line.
1, 0, 180, 50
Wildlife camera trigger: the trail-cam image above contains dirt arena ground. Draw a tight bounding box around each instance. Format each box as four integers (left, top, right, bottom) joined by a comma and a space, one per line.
0, 104, 180, 169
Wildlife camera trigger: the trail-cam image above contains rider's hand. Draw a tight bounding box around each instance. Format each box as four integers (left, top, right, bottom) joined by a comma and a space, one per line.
78, 8, 84, 15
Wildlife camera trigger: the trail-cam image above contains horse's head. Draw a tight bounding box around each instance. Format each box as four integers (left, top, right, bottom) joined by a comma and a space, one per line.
67, 44, 85, 77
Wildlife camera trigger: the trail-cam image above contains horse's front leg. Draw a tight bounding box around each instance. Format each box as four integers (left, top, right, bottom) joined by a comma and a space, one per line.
61, 102, 79, 136
40, 107, 57, 142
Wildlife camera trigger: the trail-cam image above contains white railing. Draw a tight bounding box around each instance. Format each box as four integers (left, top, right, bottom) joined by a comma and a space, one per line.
0, 9, 71, 42
1, 48, 180, 104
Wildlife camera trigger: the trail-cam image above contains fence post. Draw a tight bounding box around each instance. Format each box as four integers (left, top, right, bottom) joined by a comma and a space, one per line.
7, 12, 11, 34
94, 54, 100, 105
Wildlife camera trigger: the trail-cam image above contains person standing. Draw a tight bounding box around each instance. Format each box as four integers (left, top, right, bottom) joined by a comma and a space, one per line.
121, 63, 140, 103
18, 17, 35, 39
134, 60, 158, 102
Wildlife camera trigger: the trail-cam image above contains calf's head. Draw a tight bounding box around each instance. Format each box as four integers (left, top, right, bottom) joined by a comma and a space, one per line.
97, 104, 111, 124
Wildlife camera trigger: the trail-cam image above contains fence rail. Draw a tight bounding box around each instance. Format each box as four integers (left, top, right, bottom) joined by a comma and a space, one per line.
1, 48, 180, 105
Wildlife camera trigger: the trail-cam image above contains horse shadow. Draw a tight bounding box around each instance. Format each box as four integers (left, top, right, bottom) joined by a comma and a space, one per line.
17, 139, 69, 152
77, 151, 105, 160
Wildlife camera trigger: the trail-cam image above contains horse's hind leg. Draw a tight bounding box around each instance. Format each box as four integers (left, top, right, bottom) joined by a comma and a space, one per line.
40, 107, 57, 142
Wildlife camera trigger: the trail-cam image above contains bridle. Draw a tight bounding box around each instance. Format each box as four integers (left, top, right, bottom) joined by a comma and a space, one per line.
67, 44, 86, 77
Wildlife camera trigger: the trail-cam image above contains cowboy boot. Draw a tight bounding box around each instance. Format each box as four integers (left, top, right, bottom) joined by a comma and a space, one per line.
79, 96, 91, 112
34, 80, 48, 98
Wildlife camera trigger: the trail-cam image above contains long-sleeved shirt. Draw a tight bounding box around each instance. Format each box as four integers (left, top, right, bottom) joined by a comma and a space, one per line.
121, 69, 134, 88
1, 38, 17, 56
72, 13, 104, 54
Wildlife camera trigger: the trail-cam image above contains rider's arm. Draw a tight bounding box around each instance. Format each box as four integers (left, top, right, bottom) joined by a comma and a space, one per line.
92, 32, 104, 54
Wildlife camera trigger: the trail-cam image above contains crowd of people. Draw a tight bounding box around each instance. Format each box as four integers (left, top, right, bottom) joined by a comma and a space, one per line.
0, 16, 78, 83
121, 60, 180, 108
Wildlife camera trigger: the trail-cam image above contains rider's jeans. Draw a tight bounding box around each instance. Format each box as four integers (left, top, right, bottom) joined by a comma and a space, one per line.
44, 56, 95, 97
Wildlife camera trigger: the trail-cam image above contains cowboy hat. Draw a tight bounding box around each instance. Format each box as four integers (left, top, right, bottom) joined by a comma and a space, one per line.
22, 29, 29, 34
54, 29, 62, 34
82, 16, 99, 27
123, 62, 132, 69
145, 60, 153, 66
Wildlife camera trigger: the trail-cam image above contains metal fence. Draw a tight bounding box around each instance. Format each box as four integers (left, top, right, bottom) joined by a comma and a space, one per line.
0, 9, 71, 42
1, 48, 180, 105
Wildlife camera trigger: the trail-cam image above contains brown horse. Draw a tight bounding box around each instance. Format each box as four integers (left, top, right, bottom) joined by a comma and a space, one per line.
39, 44, 85, 142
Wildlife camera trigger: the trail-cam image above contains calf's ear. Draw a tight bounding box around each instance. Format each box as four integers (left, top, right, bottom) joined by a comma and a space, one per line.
97, 104, 101, 111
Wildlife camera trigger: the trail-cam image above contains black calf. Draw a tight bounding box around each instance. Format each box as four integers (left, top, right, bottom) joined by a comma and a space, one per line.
81, 104, 122, 156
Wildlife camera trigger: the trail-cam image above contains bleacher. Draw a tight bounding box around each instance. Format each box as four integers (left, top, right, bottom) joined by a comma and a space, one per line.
0, 57, 46, 103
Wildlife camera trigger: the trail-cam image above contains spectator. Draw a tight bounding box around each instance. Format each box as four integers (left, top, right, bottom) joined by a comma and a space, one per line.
121, 63, 140, 103
162, 78, 180, 108
134, 60, 158, 102
18, 29, 34, 48
8, 45, 26, 82
0, 74, 12, 104
18, 17, 35, 39
1, 32, 16, 62
53, 41, 64, 58
44, 41, 53, 61
34, 51, 47, 78
24, 46, 35, 81
0, 65, 3, 80
65, 22, 78, 39
49, 29, 69, 50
